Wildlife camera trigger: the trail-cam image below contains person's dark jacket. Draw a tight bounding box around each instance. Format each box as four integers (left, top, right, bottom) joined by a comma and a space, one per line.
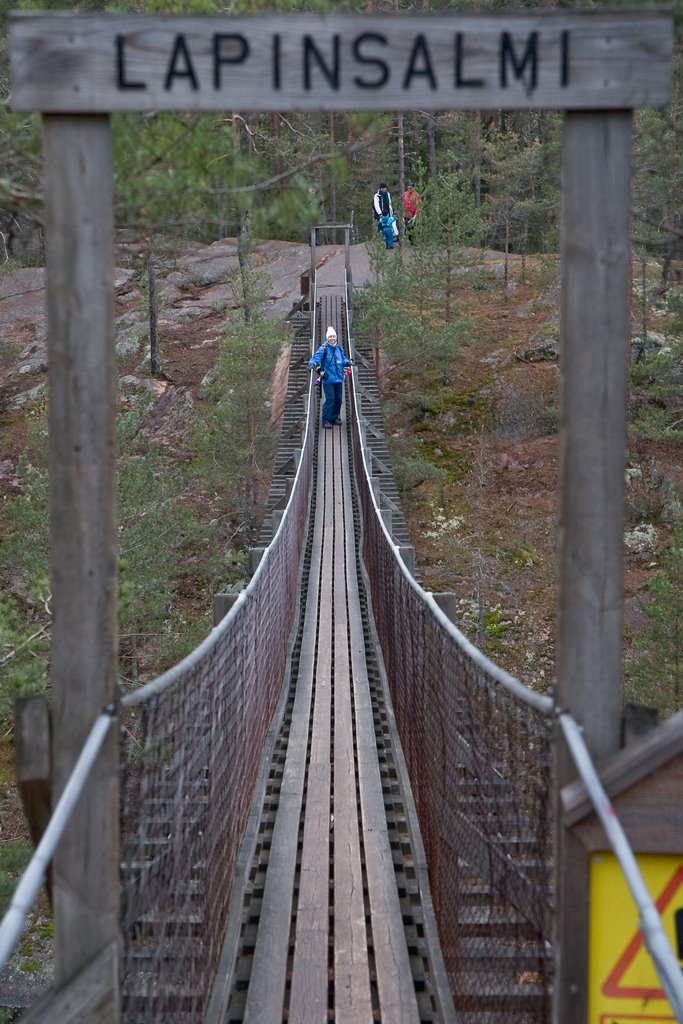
373, 188, 393, 220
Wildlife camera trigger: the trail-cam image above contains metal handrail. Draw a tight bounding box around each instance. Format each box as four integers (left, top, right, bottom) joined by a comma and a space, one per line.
0, 707, 116, 972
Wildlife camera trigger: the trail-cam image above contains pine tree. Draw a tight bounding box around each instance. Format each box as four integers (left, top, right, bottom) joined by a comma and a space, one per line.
631, 523, 683, 717
193, 226, 283, 544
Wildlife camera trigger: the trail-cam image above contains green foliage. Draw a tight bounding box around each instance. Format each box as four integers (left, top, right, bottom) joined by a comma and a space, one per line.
0, 426, 51, 716
628, 522, 683, 717
192, 232, 282, 543
481, 113, 562, 255
629, 337, 683, 442
1, 435, 50, 594
0, 395, 240, 713
668, 293, 683, 336
356, 170, 477, 400
0, 596, 50, 720
116, 400, 237, 683
0, 838, 32, 916
498, 543, 539, 568
483, 605, 512, 641
633, 61, 683, 280
386, 434, 451, 504
412, 170, 484, 251
117, 408, 193, 629
393, 453, 448, 499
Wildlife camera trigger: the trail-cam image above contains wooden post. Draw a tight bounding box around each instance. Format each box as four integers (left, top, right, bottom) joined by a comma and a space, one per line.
15, 695, 52, 904
146, 244, 161, 376
309, 228, 316, 312
432, 592, 457, 626
380, 508, 393, 534
398, 546, 415, 576
214, 592, 239, 626
344, 224, 353, 308
554, 110, 633, 1024
248, 547, 266, 576
43, 114, 119, 1019
271, 509, 284, 536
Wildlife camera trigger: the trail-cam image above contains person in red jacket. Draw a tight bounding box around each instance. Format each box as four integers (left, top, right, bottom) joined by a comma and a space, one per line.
403, 186, 421, 234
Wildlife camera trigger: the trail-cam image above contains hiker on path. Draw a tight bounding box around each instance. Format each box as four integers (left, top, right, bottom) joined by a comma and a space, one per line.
309, 326, 352, 429
378, 212, 398, 249
403, 186, 421, 234
372, 183, 393, 230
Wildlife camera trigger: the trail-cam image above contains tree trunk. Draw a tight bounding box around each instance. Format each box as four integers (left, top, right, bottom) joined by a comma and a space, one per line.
427, 113, 438, 182
329, 112, 337, 225
474, 113, 482, 208
397, 112, 405, 253
237, 216, 253, 323
272, 112, 284, 175
641, 254, 648, 346
503, 210, 510, 303
147, 245, 161, 376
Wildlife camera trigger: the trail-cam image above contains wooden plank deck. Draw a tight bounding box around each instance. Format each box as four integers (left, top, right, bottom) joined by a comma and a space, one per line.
242, 382, 421, 1022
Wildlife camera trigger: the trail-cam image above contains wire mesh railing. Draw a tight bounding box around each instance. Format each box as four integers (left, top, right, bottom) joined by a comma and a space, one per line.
4, 255, 683, 1022
117, 381, 314, 1022
348, 371, 555, 1020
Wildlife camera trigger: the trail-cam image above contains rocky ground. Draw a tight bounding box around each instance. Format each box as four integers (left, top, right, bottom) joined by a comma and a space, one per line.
0, 235, 681, 1012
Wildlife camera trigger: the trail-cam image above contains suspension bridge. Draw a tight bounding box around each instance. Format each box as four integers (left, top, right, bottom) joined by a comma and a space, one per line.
113, 241, 561, 1024
3, 9, 681, 1021
3, 230, 683, 1024
112, 248, 555, 1023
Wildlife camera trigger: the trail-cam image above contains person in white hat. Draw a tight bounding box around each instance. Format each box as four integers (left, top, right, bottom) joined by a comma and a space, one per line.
308, 326, 352, 428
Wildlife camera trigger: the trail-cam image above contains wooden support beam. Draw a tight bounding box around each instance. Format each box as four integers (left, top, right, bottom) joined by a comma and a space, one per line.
18, 940, 118, 1024
554, 109, 633, 1024
398, 546, 415, 576
248, 547, 266, 576
271, 509, 284, 536
557, 109, 632, 769
9, 13, 672, 114
213, 592, 239, 626
433, 592, 457, 626
43, 114, 119, 1018
15, 695, 52, 904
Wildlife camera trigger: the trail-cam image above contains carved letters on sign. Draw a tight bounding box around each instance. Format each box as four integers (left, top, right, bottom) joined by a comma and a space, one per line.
116, 30, 570, 95
8, 12, 672, 112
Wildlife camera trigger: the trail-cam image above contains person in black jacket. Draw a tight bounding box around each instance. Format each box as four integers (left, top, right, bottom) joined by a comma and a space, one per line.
372, 183, 393, 231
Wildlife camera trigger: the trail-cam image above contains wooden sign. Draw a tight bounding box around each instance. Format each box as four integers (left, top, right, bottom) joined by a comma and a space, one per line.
9, 10, 672, 114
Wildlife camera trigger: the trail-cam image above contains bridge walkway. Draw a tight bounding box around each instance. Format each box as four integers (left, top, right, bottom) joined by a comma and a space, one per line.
208, 294, 454, 1023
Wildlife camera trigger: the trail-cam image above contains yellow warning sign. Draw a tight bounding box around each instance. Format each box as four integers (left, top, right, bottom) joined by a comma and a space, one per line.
589, 852, 683, 1023
601, 1019, 673, 1024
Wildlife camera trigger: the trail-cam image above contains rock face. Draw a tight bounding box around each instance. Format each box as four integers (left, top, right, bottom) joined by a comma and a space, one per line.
0, 237, 376, 422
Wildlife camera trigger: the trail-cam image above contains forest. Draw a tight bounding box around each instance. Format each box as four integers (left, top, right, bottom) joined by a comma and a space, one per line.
0, 0, 682, 932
